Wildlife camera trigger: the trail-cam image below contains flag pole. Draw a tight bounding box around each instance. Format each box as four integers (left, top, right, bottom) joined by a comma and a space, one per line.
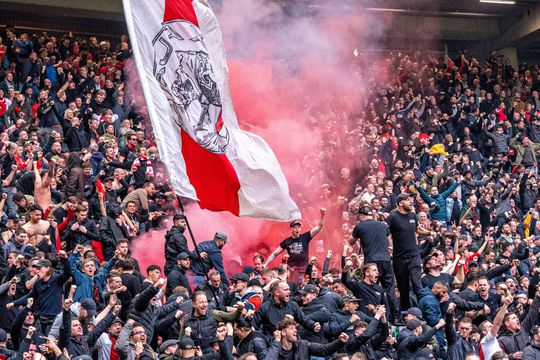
176, 196, 221, 307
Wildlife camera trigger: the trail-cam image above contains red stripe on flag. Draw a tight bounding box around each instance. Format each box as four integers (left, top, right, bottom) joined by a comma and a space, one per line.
163, 0, 199, 26
181, 129, 240, 215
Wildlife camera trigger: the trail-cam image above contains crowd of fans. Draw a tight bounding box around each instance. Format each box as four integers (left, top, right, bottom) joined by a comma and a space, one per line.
2, 18, 540, 360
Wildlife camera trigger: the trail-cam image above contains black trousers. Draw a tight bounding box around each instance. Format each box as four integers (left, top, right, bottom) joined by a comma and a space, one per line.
392, 254, 423, 311
374, 260, 400, 320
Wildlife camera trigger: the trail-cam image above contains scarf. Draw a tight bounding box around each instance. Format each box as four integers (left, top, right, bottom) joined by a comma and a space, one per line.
133, 157, 154, 178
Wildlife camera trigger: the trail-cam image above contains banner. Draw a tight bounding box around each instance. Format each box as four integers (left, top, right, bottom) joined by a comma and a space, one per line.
123, 0, 301, 220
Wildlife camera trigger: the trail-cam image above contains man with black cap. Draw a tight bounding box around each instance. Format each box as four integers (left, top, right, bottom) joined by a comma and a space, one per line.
228, 273, 250, 307
400, 307, 439, 354
158, 339, 179, 360
96, 316, 124, 360
234, 318, 268, 359
10, 255, 71, 334
1, 213, 22, 244
190, 231, 229, 287
264, 207, 327, 282
48, 298, 99, 340
396, 317, 445, 360
386, 193, 427, 312
298, 284, 331, 344
349, 205, 399, 323
165, 252, 192, 297
328, 295, 372, 338
422, 251, 463, 290
176, 337, 201, 359
59, 298, 119, 357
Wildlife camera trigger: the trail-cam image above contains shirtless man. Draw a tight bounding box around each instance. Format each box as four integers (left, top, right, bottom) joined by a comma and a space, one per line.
22, 205, 50, 245
33, 161, 54, 211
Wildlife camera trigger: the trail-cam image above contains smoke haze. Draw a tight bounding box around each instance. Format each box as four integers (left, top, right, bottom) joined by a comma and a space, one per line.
128, 0, 391, 274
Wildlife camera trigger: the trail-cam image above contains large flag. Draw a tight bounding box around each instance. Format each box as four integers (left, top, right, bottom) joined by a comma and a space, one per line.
123, 0, 301, 220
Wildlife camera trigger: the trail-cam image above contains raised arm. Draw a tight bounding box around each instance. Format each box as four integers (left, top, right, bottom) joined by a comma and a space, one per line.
264, 246, 284, 267
491, 296, 510, 337
310, 208, 327, 238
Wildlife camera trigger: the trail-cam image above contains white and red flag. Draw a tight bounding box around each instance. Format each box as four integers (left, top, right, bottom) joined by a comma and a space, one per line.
123, 0, 300, 220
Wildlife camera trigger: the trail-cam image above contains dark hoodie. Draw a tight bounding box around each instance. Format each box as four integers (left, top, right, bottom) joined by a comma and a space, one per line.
163, 226, 190, 276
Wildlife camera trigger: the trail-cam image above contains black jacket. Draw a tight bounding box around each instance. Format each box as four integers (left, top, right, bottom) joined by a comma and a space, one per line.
396, 326, 438, 360
328, 310, 372, 338
164, 226, 189, 275
59, 308, 115, 357
445, 312, 477, 360
345, 318, 389, 359
165, 265, 191, 297
265, 339, 344, 360
236, 331, 268, 359
317, 287, 343, 313
129, 285, 181, 341
64, 125, 90, 152
62, 217, 100, 250
523, 343, 540, 359
184, 310, 218, 353
99, 216, 126, 260
253, 299, 316, 337
299, 299, 331, 343
195, 282, 230, 308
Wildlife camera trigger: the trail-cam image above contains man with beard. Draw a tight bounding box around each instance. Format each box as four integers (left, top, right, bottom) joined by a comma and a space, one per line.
498, 285, 540, 359
253, 281, 320, 338
386, 193, 428, 312
184, 290, 243, 354
264, 208, 326, 282
165, 252, 192, 297
341, 262, 388, 318
95, 317, 124, 360
164, 214, 189, 275
298, 284, 330, 344
190, 232, 229, 286
422, 252, 463, 290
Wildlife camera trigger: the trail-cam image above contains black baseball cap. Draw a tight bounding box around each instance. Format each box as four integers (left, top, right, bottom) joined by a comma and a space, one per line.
159, 339, 179, 353
342, 294, 361, 303
358, 205, 371, 216
290, 220, 301, 228
401, 307, 423, 319
243, 265, 256, 274
178, 337, 195, 350
34, 259, 52, 268
80, 298, 97, 317
22, 246, 36, 258
406, 319, 422, 331
177, 252, 190, 260
231, 273, 249, 283
396, 193, 411, 204
298, 284, 319, 295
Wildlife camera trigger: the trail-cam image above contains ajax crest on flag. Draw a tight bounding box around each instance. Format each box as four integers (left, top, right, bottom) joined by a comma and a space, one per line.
123, 0, 301, 220
152, 21, 230, 154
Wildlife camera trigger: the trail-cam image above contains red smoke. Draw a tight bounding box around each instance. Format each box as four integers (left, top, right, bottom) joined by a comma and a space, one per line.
129, 0, 390, 275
